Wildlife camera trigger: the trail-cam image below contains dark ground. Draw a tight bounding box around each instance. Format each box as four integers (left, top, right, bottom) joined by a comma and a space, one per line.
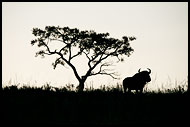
1, 86, 189, 126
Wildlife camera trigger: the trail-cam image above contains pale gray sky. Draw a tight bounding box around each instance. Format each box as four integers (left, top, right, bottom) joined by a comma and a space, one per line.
2, 2, 188, 90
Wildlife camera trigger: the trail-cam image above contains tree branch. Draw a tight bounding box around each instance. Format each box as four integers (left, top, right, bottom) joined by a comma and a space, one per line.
39, 39, 81, 82
52, 57, 63, 69
68, 45, 72, 62
82, 59, 118, 79
70, 50, 83, 60
55, 51, 81, 81
83, 51, 92, 68
49, 38, 65, 43
90, 70, 119, 79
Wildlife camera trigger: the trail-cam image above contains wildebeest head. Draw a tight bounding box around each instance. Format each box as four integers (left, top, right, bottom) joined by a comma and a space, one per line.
136, 68, 151, 83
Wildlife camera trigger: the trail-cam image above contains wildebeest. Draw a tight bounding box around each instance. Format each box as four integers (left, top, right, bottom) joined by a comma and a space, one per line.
123, 68, 151, 93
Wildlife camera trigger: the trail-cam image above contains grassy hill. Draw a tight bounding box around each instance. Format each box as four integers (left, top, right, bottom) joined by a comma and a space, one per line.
1, 84, 189, 125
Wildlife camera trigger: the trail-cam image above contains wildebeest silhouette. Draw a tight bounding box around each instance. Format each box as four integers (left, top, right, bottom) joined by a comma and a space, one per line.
123, 68, 151, 93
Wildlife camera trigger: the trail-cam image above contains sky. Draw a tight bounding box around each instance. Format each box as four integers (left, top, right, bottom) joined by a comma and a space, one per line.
2, 2, 188, 90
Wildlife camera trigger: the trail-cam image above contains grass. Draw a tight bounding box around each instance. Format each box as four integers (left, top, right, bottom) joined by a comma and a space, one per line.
1, 83, 189, 125
2, 81, 188, 94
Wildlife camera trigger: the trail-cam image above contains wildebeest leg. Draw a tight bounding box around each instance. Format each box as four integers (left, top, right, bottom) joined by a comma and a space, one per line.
128, 89, 131, 93
123, 88, 126, 93
123, 86, 126, 93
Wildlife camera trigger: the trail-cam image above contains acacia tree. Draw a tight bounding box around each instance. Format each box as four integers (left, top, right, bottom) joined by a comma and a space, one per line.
31, 26, 136, 91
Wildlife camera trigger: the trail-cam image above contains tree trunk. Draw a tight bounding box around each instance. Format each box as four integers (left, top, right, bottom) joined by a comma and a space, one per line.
77, 77, 86, 92
77, 82, 85, 92
76, 76, 88, 92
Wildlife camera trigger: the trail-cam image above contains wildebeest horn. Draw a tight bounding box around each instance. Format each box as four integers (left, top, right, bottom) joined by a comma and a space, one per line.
147, 68, 151, 74
138, 68, 141, 73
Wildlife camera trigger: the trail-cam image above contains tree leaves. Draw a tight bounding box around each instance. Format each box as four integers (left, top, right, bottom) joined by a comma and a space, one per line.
32, 28, 45, 37
31, 25, 136, 67
52, 57, 65, 69
31, 26, 136, 58
35, 50, 45, 58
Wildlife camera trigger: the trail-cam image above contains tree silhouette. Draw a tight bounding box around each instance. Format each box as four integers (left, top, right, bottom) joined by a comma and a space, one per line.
31, 26, 136, 91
